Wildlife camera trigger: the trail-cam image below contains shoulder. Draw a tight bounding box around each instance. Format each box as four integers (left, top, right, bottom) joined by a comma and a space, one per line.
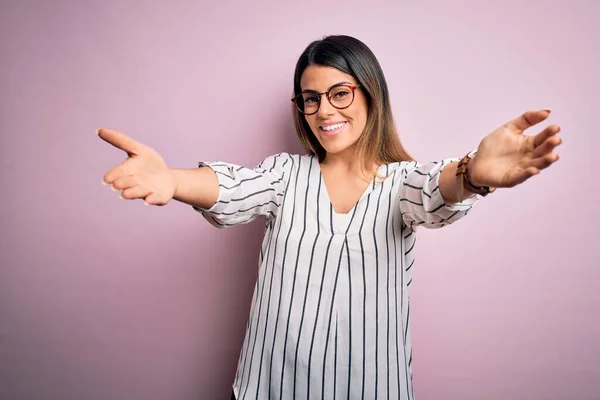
272, 152, 316, 166
260, 152, 310, 161
378, 160, 419, 177
255, 152, 315, 175
256, 152, 295, 167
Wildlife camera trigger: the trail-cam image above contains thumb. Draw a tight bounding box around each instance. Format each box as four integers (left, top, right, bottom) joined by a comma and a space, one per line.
97, 128, 144, 156
144, 192, 170, 206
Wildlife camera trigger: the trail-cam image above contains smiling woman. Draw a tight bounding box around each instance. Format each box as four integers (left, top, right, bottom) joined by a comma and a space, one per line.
291, 37, 414, 180
298, 67, 370, 162
98, 35, 562, 399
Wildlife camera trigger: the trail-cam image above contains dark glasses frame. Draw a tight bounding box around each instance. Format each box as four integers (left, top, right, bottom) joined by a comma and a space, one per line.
291, 83, 361, 115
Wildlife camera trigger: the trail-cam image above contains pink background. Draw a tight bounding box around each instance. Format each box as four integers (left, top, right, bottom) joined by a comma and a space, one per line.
1, 1, 598, 399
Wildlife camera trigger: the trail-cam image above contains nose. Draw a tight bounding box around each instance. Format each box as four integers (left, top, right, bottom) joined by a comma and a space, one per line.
317, 94, 335, 118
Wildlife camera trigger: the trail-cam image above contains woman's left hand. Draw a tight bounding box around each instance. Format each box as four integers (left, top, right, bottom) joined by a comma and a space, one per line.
468, 109, 562, 188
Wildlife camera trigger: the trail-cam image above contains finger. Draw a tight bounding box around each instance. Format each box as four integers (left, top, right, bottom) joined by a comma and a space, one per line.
97, 128, 143, 156
508, 109, 551, 131
533, 134, 562, 159
112, 174, 140, 191
532, 124, 561, 148
121, 185, 152, 200
526, 153, 560, 171
103, 158, 135, 185
144, 192, 169, 206
510, 167, 540, 186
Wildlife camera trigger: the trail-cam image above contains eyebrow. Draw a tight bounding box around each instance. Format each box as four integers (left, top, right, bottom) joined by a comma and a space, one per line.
301, 81, 355, 93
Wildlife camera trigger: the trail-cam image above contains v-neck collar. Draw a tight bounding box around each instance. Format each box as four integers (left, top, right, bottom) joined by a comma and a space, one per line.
313, 155, 383, 217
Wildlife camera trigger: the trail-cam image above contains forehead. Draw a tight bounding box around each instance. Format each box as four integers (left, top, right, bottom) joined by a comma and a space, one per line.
300, 65, 357, 91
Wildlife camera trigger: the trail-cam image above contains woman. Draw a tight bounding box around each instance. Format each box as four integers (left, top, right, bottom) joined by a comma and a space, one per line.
98, 35, 561, 400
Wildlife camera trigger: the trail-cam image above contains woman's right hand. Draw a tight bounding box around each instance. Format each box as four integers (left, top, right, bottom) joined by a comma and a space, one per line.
98, 128, 178, 206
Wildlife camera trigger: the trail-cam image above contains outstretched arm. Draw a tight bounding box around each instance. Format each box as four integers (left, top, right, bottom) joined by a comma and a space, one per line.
438, 109, 562, 203
98, 128, 219, 208
98, 128, 293, 227
399, 109, 562, 229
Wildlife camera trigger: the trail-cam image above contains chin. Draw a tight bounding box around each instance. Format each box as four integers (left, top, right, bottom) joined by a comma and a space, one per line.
311, 128, 360, 157
319, 141, 357, 157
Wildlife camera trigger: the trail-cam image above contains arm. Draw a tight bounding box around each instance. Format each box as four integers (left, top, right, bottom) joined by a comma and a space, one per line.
399, 160, 477, 230
171, 167, 219, 209
400, 109, 562, 229
438, 161, 475, 204
97, 128, 293, 227
189, 154, 293, 227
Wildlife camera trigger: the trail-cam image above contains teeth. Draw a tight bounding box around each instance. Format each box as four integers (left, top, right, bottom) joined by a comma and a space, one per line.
322, 122, 345, 131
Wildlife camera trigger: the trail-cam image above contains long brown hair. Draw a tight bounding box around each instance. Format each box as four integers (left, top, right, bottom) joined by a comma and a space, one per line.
292, 35, 413, 176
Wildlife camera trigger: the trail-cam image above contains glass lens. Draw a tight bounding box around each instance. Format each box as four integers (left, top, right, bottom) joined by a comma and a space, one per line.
328, 85, 354, 109
299, 92, 320, 114
294, 85, 355, 114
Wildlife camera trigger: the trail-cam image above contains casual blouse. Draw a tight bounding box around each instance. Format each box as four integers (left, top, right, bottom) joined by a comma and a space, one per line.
195, 153, 477, 400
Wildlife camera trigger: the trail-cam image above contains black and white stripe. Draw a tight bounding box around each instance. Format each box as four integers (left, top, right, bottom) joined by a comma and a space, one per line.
195, 153, 478, 399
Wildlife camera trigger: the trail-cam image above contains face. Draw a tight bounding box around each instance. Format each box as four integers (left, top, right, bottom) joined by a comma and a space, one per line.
299, 65, 368, 159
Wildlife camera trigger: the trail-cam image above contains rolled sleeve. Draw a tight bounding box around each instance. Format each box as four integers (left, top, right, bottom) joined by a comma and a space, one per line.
399, 159, 478, 229
194, 153, 293, 228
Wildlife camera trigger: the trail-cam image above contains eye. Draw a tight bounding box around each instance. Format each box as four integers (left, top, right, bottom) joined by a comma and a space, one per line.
303, 96, 319, 104
333, 90, 349, 98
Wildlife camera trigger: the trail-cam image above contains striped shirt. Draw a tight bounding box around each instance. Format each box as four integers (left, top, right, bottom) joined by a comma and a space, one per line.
195, 153, 477, 400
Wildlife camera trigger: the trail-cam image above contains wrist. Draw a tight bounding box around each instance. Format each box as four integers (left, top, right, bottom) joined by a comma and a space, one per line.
456, 152, 496, 198
466, 156, 484, 187
170, 168, 182, 199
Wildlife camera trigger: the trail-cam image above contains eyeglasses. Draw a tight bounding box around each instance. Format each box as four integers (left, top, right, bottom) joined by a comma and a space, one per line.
291, 83, 361, 115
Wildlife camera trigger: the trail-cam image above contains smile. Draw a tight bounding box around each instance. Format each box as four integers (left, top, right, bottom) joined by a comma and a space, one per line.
319, 122, 346, 136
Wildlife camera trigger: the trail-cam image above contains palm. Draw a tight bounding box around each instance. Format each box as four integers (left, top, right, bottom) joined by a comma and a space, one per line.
98, 129, 176, 205
468, 110, 562, 188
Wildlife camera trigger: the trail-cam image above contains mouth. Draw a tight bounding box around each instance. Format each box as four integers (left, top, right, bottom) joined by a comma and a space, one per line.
319, 121, 347, 137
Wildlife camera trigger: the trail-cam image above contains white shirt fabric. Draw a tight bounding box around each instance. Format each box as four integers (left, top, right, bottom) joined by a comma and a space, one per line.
195, 153, 477, 400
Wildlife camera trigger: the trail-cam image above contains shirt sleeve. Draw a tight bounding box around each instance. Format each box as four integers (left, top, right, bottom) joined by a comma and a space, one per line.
193, 152, 293, 228
399, 159, 478, 229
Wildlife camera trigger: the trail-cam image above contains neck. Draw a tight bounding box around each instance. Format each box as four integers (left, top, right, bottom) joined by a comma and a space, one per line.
321, 151, 356, 172
321, 148, 379, 181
